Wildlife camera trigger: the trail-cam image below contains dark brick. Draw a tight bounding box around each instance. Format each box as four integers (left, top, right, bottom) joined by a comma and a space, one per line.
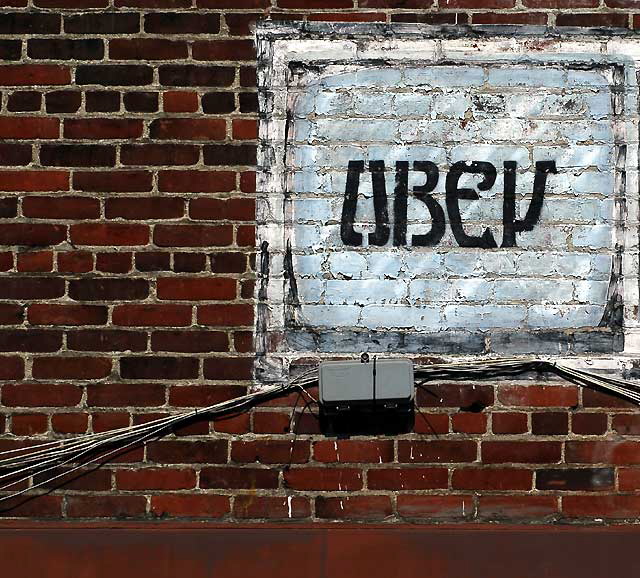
173, 252, 206, 272
159, 65, 235, 87
85, 91, 120, 112
120, 356, 199, 379
64, 13, 140, 34
203, 144, 256, 166
0, 329, 62, 352
201, 92, 235, 114
76, 65, 153, 86
135, 251, 170, 271
45, 90, 81, 113
0, 197, 18, 218
151, 330, 228, 353
0, 13, 60, 34
0, 40, 22, 60
536, 468, 615, 491
69, 278, 149, 301
40, 145, 115, 167
123, 91, 158, 112
7, 91, 41, 112
28, 39, 104, 60
0, 144, 32, 165
121, 144, 198, 166
67, 330, 147, 352
532, 412, 569, 435
239, 92, 258, 113
144, 12, 220, 34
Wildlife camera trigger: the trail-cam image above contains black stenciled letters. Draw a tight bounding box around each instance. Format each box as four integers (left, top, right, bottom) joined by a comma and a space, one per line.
411, 161, 445, 247
501, 160, 557, 248
446, 161, 498, 249
368, 160, 390, 246
340, 160, 364, 246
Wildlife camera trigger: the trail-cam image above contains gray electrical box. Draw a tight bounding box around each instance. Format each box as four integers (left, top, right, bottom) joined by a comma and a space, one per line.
319, 358, 414, 410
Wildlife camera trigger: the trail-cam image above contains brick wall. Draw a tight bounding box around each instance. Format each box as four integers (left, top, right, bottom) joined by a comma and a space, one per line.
1, 1, 640, 523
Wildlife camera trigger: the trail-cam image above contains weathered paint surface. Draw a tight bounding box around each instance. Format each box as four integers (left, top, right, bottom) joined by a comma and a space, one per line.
255, 25, 640, 381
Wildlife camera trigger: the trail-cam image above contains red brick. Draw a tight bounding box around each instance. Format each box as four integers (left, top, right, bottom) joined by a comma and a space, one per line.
0, 170, 68, 192
572, 412, 608, 435
106, 197, 184, 220
225, 13, 260, 35
204, 357, 252, 380
478, 496, 558, 518
52, 413, 88, 433
278, 0, 352, 6
498, 385, 578, 407
169, 384, 246, 407
0, 252, 12, 272
213, 412, 250, 434
159, 170, 235, 193
0, 117, 59, 139
284, 467, 362, 491
88, 383, 165, 407
68, 330, 146, 352
563, 495, 640, 519
151, 495, 230, 518
233, 331, 253, 353
583, 388, 637, 409
91, 412, 130, 432
397, 495, 473, 519
607, 0, 638, 5
492, 412, 528, 434
231, 118, 257, 140
452, 468, 533, 490
112, 304, 192, 327
234, 495, 309, 519
416, 382, 494, 408
32, 356, 112, 380
120, 356, 198, 380
231, 440, 309, 464
70, 224, 149, 246
308, 11, 386, 21
619, 468, 640, 490
73, 170, 152, 192
0, 329, 62, 351
189, 198, 255, 220
17, 251, 53, 272
12, 413, 47, 435
240, 171, 255, 193
398, 440, 477, 463
28, 304, 107, 326
439, 0, 514, 6
121, 144, 199, 166
236, 225, 255, 246
0, 223, 66, 246
95, 252, 132, 273
110, 38, 187, 60
0, 356, 23, 379
2, 383, 82, 407
0, 495, 61, 518
313, 440, 394, 463
253, 410, 291, 434
452, 412, 487, 434
198, 304, 252, 326
481, 441, 561, 464
193, 40, 255, 61
163, 91, 198, 112
117, 467, 196, 490
472, 12, 548, 24
151, 330, 228, 353
316, 496, 392, 520
198, 0, 268, 5
64, 118, 143, 139
413, 412, 449, 434
200, 466, 278, 489
524, 0, 596, 5
0, 65, 70, 86
566, 441, 640, 465
612, 414, 640, 435
154, 225, 233, 247
150, 118, 225, 140
23, 196, 99, 219
368, 468, 448, 490
67, 496, 146, 518
147, 440, 227, 464
157, 276, 236, 300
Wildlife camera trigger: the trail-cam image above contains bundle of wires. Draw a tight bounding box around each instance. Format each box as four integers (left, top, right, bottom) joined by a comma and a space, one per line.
1, 357, 640, 507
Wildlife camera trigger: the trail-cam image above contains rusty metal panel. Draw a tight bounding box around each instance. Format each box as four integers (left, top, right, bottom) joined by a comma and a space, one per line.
0, 523, 638, 578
